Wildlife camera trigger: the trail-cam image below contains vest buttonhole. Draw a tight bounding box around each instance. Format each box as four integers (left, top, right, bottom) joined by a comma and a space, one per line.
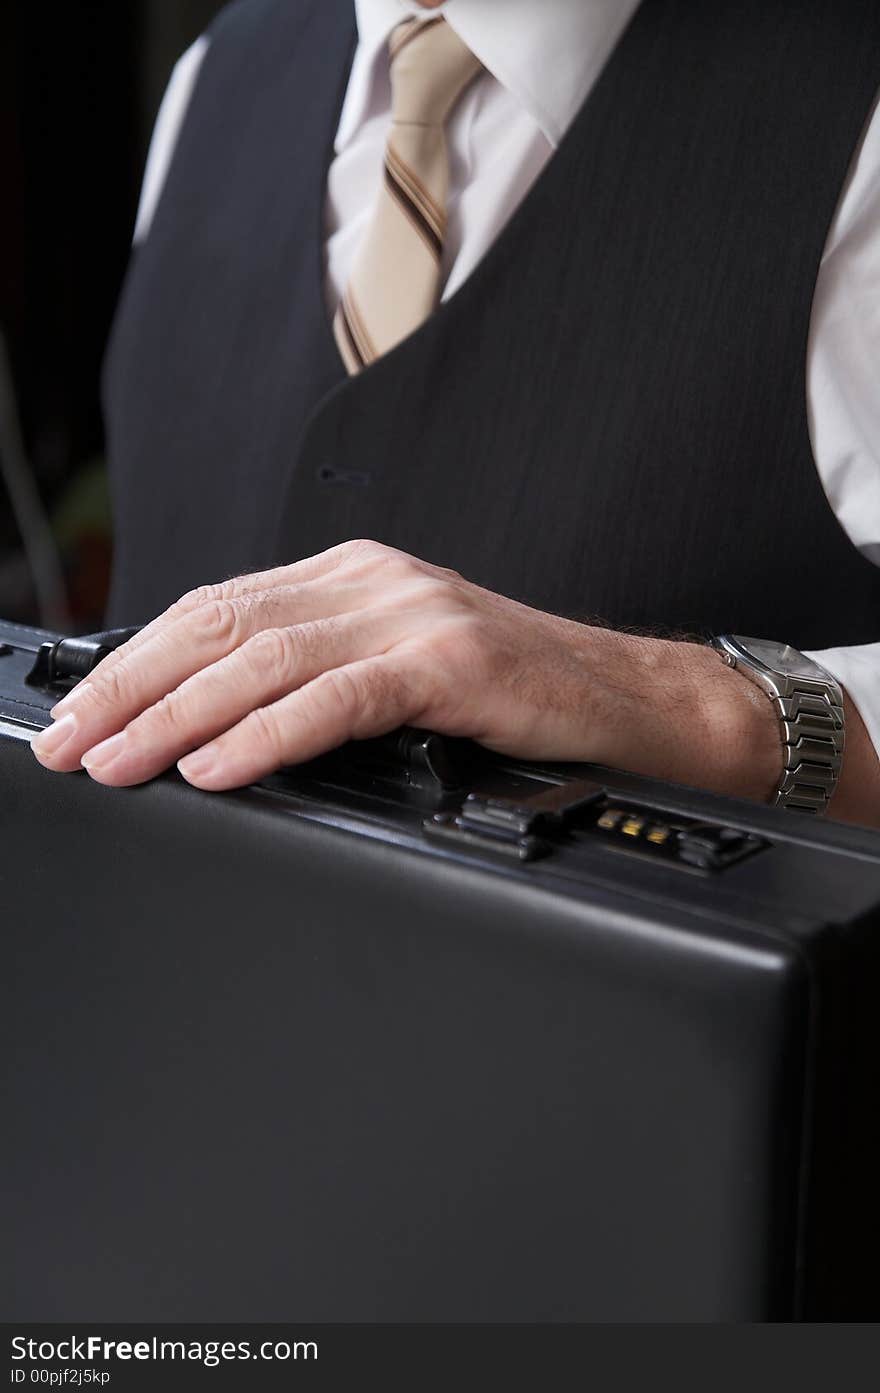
318, 464, 372, 487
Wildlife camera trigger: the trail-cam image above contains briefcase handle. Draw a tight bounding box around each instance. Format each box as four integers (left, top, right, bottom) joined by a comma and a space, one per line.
20, 624, 765, 870
26, 626, 142, 690
20, 627, 623, 835
21, 628, 612, 823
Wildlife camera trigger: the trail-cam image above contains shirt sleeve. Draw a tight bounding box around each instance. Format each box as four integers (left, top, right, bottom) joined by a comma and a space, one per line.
807, 85, 880, 561
803, 87, 880, 766
132, 34, 212, 245
802, 644, 880, 771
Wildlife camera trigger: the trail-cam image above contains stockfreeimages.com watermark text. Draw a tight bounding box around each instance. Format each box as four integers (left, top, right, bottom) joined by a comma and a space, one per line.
10, 1334, 317, 1377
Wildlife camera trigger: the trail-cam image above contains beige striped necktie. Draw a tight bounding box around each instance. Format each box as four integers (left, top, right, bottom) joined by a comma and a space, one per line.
333, 16, 483, 374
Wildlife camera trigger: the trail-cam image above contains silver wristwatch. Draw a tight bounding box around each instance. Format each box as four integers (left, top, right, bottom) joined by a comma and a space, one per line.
713, 635, 845, 814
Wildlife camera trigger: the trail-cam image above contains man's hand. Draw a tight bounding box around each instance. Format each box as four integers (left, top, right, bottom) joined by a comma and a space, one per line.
32, 539, 782, 798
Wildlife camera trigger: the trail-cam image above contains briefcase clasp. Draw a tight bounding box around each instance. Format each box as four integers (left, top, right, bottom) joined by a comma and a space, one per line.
423, 779, 606, 862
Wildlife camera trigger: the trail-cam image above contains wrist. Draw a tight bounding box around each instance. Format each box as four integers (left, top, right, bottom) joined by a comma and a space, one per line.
587, 630, 782, 801
690, 641, 782, 801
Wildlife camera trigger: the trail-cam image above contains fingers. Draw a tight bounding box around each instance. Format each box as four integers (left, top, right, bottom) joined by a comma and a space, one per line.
33, 576, 377, 773
30, 540, 463, 788
176, 654, 427, 791
48, 539, 374, 720
73, 613, 401, 786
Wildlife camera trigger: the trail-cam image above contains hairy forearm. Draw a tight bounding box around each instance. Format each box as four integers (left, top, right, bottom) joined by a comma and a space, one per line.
29, 538, 880, 826
576, 632, 782, 801
604, 632, 880, 827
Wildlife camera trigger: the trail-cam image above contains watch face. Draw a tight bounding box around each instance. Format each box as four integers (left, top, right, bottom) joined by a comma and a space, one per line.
731, 636, 831, 682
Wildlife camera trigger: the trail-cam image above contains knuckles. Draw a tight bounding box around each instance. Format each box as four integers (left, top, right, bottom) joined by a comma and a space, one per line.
312, 663, 393, 735
149, 688, 192, 736
431, 563, 464, 583
338, 538, 448, 583
313, 664, 362, 719
84, 660, 132, 711
188, 593, 278, 647
246, 704, 286, 760
243, 625, 300, 678
340, 537, 386, 560
168, 582, 225, 618
407, 576, 460, 609
193, 597, 246, 644
93, 546, 484, 741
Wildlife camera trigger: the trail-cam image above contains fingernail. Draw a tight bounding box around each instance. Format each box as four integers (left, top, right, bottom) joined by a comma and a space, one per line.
177, 747, 217, 781
51, 682, 93, 717
81, 731, 128, 774
32, 714, 79, 761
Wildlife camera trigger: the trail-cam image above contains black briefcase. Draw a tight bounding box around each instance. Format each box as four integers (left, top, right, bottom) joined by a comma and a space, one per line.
2, 619, 879, 1322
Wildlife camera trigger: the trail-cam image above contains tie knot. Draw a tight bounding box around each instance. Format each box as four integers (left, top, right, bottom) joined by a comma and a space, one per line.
388, 16, 483, 126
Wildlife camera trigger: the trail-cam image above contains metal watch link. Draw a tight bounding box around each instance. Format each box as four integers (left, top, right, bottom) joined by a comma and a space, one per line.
712, 635, 845, 814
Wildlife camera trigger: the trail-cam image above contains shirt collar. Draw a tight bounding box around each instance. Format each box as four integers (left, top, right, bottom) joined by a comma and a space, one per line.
337, 0, 643, 151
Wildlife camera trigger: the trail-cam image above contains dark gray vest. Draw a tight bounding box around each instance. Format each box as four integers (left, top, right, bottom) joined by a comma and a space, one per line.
104, 0, 880, 647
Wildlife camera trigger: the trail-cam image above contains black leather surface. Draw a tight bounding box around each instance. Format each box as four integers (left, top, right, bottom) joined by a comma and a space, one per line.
3, 626, 880, 1320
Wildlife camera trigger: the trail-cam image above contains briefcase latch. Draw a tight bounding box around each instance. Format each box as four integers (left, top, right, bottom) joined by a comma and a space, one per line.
423, 779, 605, 862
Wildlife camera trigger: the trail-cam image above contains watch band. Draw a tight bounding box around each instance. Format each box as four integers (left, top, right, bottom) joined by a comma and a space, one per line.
713, 635, 845, 814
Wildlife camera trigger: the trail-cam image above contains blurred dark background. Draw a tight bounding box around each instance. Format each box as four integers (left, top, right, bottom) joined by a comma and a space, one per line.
1, 0, 224, 632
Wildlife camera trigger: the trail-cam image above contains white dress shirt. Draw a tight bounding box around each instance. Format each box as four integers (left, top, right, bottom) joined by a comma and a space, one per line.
132, 0, 880, 766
